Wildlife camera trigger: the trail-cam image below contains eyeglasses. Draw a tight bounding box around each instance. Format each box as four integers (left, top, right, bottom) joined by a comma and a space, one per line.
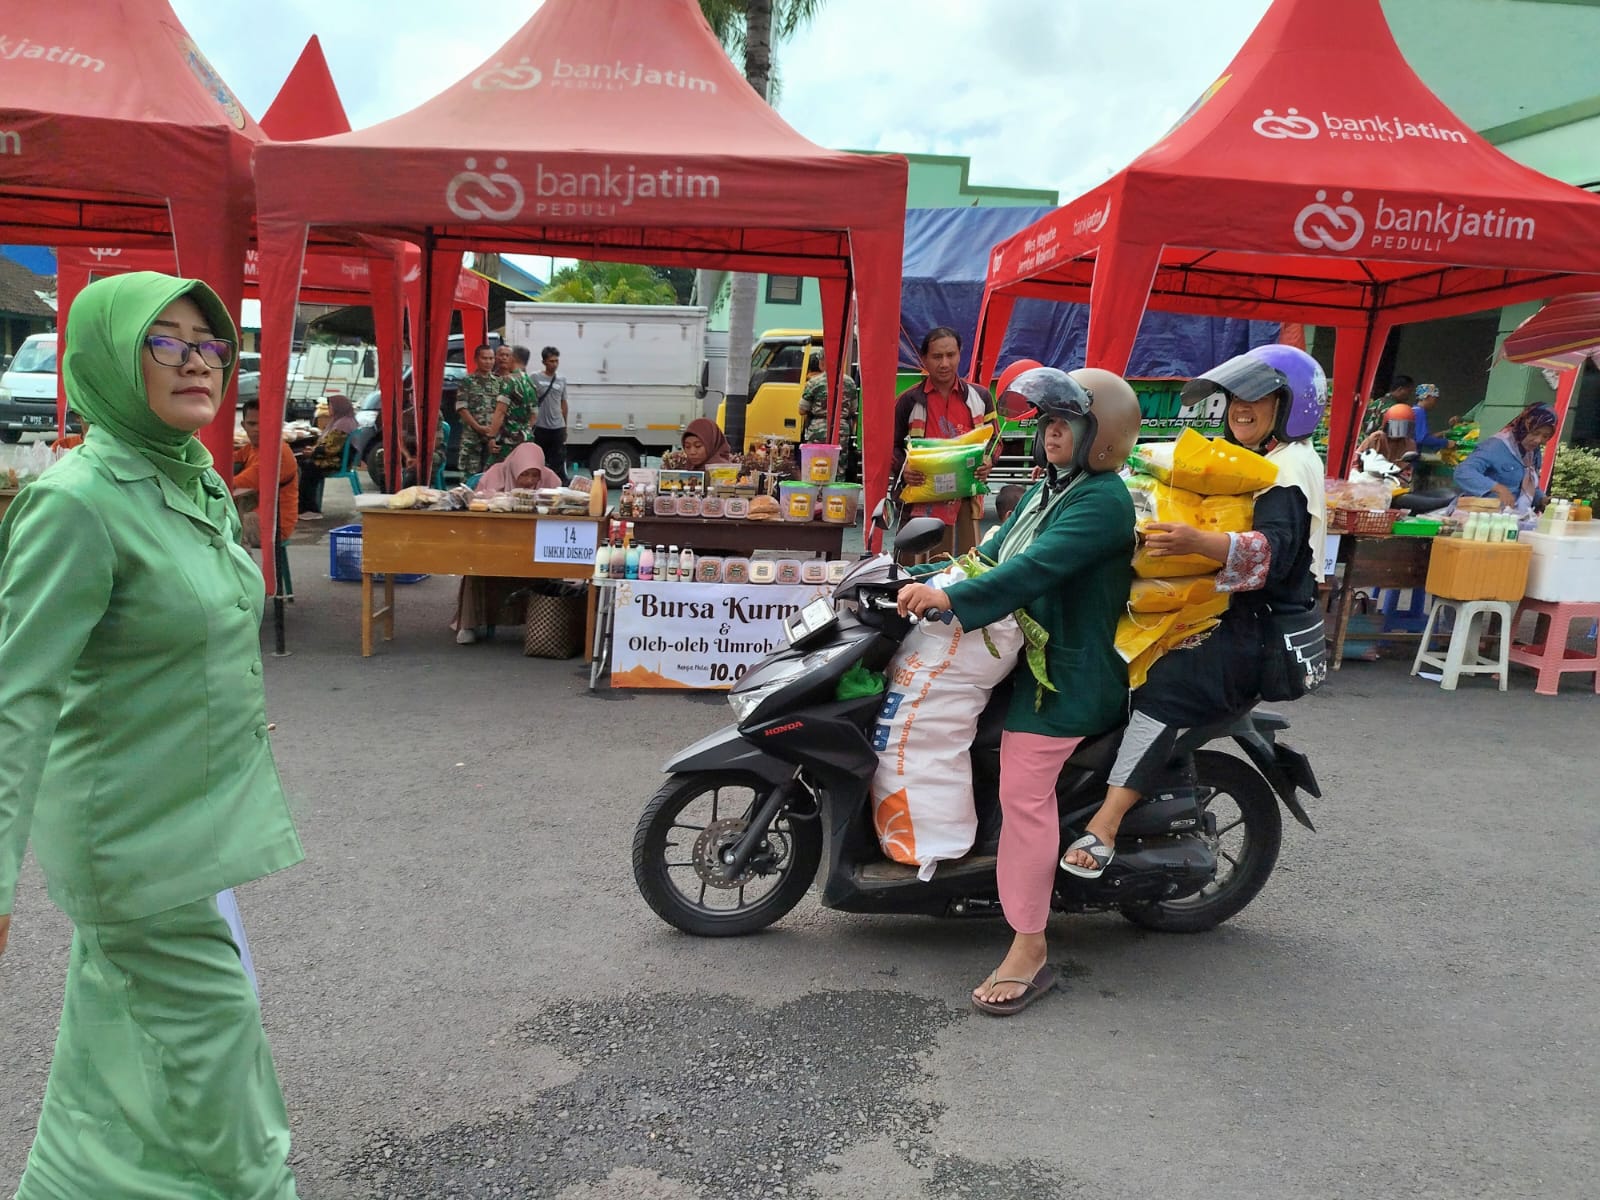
144, 334, 235, 370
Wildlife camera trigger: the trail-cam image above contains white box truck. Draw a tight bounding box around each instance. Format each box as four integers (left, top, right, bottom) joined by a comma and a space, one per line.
503, 302, 720, 483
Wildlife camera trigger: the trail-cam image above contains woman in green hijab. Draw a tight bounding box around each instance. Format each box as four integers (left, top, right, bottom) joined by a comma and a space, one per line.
0, 273, 303, 1198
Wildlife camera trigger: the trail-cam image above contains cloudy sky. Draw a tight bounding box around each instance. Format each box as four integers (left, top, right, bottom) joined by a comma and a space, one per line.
173, 0, 1273, 203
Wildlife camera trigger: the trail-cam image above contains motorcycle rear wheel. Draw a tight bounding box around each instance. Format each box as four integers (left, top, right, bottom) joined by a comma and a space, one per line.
632, 772, 822, 937
1120, 749, 1282, 933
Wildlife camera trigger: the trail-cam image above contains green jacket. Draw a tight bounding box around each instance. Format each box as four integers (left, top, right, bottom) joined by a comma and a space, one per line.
0, 435, 303, 924
941, 473, 1134, 738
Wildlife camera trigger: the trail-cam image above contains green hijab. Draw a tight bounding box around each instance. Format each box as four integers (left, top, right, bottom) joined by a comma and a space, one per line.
64, 271, 237, 503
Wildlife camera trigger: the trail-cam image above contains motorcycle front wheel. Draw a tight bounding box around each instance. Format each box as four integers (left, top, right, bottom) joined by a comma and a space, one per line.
632, 772, 822, 937
1120, 749, 1282, 934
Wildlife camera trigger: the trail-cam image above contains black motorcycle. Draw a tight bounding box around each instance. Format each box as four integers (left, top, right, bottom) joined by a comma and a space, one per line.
632, 519, 1321, 938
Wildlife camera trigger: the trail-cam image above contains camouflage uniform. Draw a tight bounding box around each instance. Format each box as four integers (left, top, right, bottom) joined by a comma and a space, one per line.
798, 372, 858, 445
487, 372, 539, 465
455, 371, 504, 475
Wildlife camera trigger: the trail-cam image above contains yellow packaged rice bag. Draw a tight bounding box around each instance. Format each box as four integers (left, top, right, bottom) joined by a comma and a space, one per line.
1129, 429, 1278, 496
901, 429, 994, 503
1128, 575, 1217, 613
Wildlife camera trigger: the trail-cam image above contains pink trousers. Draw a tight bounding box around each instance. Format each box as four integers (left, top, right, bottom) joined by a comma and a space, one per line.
997, 730, 1085, 935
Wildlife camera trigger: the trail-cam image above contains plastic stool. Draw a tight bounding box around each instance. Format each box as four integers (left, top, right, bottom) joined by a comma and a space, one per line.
1411, 596, 1516, 691
1507, 599, 1600, 696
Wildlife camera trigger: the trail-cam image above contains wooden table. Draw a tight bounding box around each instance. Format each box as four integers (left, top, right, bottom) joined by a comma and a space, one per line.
626, 516, 847, 558
0, 489, 16, 523
1328, 532, 1434, 669
358, 509, 602, 657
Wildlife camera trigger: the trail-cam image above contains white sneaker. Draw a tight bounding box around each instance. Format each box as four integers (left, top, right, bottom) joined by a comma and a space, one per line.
299, 511, 324, 521
455, 628, 477, 645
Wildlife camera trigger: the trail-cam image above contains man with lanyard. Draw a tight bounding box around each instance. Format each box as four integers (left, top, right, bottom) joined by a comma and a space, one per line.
891, 326, 995, 559
530, 345, 570, 484
454, 343, 502, 477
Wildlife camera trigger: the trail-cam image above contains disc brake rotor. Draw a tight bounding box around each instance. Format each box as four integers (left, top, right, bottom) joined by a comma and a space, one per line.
691, 817, 760, 889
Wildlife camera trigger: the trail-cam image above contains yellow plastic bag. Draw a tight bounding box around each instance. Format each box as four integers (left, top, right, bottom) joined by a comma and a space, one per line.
1132, 545, 1223, 579
1129, 575, 1217, 613
1131, 429, 1278, 496
1198, 492, 1255, 533
1115, 610, 1180, 665
902, 432, 993, 503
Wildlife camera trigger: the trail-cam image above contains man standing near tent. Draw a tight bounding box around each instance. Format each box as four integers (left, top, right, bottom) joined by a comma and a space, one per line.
531, 345, 570, 484
455, 343, 501, 476
891, 326, 995, 559
1362, 374, 1414, 437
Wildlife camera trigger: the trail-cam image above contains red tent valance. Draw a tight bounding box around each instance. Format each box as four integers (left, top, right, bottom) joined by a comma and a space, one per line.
974, 0, 1600, 473
250, 0, 907, 559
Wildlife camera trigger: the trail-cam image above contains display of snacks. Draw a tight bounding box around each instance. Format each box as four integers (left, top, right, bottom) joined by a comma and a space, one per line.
694, 557, 724, 583
745, 496, 783, 521
825, 560, 851, 585
775, 559, 802, 585
800, 560, 829, 585
675, 494, 703, 517
653, 494, 676, 517
749, 560, 777, 584
701, 495, 725, 518
725, 496, 751, 519
1328, 508, 1401, 535
722, 557, 751, 584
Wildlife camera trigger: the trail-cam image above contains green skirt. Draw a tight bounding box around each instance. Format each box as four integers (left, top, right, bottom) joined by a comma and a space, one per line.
17, 897, 297, 1199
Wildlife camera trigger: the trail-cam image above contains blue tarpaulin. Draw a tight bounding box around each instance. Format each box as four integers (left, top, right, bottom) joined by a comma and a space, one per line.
899, 207, 1279, 379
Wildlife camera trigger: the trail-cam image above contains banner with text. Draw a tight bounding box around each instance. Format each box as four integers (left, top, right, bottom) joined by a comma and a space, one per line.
611, 581, 827, 689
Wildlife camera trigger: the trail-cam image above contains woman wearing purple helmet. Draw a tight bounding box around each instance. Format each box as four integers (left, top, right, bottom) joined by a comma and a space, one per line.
1063, 345, 1327, 879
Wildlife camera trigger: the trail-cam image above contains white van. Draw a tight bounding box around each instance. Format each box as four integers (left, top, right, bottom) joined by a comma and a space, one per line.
503, 302, 722, 483
0, 333, 62, 442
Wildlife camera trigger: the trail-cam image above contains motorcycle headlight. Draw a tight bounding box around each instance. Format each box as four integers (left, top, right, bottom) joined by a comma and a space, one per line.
727, 642, 857, 723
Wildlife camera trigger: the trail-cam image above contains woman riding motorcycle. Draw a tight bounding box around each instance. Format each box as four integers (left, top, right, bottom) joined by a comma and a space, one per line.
1063, 345, 1327, 878
896, 367, 1140, 1015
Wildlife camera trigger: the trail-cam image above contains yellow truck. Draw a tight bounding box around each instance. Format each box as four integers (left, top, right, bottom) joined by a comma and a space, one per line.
717, 328, 826, 451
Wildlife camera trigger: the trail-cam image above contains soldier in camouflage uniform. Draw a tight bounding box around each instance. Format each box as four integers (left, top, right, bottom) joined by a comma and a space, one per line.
797, 357, 859, 445
455, 344, 503, 476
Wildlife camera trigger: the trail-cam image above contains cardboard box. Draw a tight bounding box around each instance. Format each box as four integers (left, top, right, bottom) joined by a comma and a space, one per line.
1425, 537, 1531, 602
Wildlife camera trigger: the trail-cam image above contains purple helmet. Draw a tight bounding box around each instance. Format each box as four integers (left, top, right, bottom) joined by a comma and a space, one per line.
1181, 344, 1327, 443
1245, 344, 1327, 440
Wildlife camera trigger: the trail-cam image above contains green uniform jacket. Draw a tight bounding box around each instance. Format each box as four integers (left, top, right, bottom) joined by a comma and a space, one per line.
0, 434, 303, 924
941, 472, 1134, 738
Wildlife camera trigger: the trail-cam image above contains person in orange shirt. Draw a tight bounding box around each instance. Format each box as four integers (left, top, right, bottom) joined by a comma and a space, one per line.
231, 399, 299, 549
51, 410, 87, 451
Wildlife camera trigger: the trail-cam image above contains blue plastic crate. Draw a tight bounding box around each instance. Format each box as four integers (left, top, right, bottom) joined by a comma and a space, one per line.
327, 523, 429, 585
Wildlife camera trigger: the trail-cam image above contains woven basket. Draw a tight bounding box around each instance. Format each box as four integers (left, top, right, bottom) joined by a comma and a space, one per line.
523, 587, 586, 659
1329, 507, 1401, 536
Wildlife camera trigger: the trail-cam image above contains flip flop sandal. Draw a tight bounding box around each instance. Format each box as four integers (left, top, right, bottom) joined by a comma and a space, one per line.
1060, 833, 1114, 879
971, 965, 1057, 1017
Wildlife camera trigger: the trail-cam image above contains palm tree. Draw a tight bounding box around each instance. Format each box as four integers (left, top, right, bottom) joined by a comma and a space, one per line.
698, 0, 825, 449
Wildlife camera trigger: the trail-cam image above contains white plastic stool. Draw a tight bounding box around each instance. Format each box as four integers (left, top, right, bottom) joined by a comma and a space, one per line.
1410, 596, 1517, 691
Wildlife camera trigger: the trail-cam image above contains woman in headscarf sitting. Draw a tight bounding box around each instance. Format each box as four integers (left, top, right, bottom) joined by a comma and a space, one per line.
1453, 403, 1558, 513
297, 392, 359, 518
452, 442, 563, 645
663, 418, 736, 471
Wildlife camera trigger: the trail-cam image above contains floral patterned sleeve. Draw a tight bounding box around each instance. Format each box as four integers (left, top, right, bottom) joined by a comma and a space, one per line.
1214, 531, 1271, 593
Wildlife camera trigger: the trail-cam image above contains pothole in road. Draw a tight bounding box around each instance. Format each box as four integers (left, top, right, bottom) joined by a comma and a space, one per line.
338, 989, 1069, 1198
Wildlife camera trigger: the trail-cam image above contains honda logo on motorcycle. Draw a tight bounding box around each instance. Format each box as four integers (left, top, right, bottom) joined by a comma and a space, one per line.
763, 721, 803, 737
446, 157, 525, 222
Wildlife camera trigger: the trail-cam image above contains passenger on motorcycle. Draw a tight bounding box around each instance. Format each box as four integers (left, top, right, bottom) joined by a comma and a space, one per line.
897, 367, 1140, 1015
1063, 346, 1327, 878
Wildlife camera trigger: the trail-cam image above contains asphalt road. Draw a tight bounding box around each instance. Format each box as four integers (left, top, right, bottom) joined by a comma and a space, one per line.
2, 536, 1596, 1199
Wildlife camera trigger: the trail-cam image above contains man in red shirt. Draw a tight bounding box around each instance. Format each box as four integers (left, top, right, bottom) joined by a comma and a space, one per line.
232, 399, 300, 549
890, 326, 996, 559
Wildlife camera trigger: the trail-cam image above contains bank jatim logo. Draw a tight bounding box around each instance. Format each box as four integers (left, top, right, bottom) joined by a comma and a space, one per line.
1293, 190, 1365, 252
1252, 108, 1319, 140
473, 57, 541, 91
446, 157, 525, 222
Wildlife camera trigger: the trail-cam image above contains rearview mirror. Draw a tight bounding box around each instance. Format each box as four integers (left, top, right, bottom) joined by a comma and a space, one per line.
895, 516, 947, 557
870, 499, 891, 531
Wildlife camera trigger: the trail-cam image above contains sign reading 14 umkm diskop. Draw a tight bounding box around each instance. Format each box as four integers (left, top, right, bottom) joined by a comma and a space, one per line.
611, 581, 827, 689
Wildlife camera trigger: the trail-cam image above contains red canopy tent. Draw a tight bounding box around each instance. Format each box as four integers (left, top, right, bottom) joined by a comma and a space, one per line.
1501, 293, 1600, 491
259, 35, 351, 142
0, 0, 265, 468
973, 0, 1600, 474
252, 0, 907, 584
